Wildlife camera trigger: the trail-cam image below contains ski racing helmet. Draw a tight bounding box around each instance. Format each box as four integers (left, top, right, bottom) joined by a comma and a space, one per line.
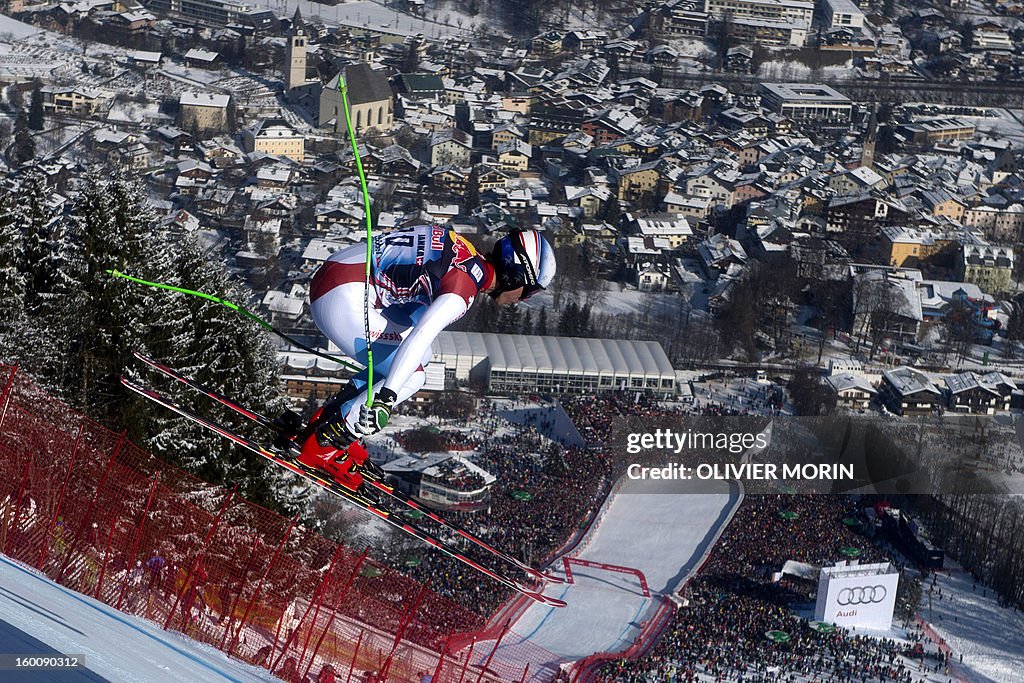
489, 229, 556, 301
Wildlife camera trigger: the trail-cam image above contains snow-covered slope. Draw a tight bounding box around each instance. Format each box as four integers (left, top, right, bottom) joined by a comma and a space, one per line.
0, 555, 278, 683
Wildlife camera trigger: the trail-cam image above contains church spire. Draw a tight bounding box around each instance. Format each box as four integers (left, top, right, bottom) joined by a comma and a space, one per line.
285, 4, 308, 93
860, 103, 878, 169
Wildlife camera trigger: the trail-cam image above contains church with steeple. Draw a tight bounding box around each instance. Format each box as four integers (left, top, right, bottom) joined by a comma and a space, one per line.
284, 7, 318, 104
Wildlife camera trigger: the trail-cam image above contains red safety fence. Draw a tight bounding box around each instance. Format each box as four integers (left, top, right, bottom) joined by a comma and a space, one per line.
0, 364, 561, 682
564, 597, 676, 683
561, 558, 650, 598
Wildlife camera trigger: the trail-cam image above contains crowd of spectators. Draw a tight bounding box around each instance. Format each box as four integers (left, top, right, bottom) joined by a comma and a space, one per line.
401, 403, 617, 614
399, 391, 744, 611
596, 495, 953, 683
398, 392, 703, 613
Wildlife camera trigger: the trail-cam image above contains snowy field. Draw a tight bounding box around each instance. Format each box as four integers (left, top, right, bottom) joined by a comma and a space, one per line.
0, 13, 42, 41
248, 0, 475, 40
0, 555, 278, 683
962, 108, 1024, 148
758, 59, 854, 81
498, 402, 587, 448
524, 282, 690, 320
925, 565, 1024, 683
473, 478, 738, 677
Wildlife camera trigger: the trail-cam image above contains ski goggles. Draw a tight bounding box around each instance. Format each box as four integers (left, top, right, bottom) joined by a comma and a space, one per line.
519, 283, 545, 301
491, 233, 546, 301
509, 233, 544, 301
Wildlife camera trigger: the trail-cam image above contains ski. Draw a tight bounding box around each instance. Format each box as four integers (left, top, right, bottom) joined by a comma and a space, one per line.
131, 351, 389, 483
121, 375, 567, 609
131, 350, 566, 586
132, 350, 281, 430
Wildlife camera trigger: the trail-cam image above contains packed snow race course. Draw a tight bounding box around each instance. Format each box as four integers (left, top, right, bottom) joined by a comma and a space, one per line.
0, 554, 277, 683
484, 478, 737, 674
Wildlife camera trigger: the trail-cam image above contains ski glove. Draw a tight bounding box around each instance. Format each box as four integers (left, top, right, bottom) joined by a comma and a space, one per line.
356, 387, 397, 437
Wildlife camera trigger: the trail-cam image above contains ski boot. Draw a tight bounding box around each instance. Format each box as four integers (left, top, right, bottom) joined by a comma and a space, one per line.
359, 457, 388, 483
304, 409, 389, 484
279, 381, 361, 453
297, 433, 369, 492
295, 406, 367, 490
271, 399, 343, 456
270, 409, 305, 456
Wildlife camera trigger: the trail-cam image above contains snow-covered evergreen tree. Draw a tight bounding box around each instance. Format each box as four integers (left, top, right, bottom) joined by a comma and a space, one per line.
6, 171, 73, 390
143, 230, 303, 514
5, 167, 302, 515
0, 187, 26, 362
58, 172, 155, 417
15, 171, 55, 299
535, 306, 548, 336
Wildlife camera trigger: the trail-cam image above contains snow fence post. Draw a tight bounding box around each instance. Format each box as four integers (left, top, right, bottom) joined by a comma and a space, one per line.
457, 637, 476, 683
271, 543, 343, 674
219, 531, 264, 652
227, 513, 300, 658
380, 582, 429, 681
344, 630, 365, 683
164, 486, 236, 632
430, 629, 454, 683
93, 514, 120, 600
0, 364, 17, 432
36, 423, 86, 571
57, 431, 126, 585
2, 458, 32, 558
267, 594, 290, 661
293, 544, 346, 675
115, 477, 160, 612
302, 546, 370, 682
474, 618, 511, 683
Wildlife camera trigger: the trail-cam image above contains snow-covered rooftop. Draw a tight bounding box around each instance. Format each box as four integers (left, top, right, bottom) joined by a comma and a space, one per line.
437, 331, 675, 380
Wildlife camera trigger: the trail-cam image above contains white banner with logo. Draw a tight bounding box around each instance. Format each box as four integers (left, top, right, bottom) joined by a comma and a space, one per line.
814, 567, 899, 631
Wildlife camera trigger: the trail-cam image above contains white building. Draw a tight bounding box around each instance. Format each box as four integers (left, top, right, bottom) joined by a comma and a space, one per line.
241, 119, 305, 163
825, 373, 876, 411
633, 214, 693, 248
435, 332, 677, 397
821, 0, 864, 29
829, 166, 886, 195
828, 359, 863, 375
146, 0, 253, 25
383, 454, 496, 512
973, 29, 1014, 52
759, 82, 853, 124
703, 0, 814, 25
729, 16, 808, 46
320, 63, 394, 134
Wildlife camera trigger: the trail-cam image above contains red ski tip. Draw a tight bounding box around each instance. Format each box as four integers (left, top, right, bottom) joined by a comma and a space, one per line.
529, 593, 567, 608
538, 572, 566, 584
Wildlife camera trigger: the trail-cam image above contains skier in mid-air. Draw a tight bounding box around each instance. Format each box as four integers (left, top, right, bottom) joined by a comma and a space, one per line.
121, 224, 566, 604
281, 225, 556, 486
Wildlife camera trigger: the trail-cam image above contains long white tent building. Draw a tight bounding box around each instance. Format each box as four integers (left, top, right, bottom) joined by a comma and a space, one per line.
436, 332, 677, 397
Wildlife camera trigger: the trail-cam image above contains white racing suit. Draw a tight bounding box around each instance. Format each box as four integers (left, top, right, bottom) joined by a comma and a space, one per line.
309, 225, 490, 433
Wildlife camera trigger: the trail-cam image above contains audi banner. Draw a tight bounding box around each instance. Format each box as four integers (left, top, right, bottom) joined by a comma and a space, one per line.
814, 561, 899, 631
